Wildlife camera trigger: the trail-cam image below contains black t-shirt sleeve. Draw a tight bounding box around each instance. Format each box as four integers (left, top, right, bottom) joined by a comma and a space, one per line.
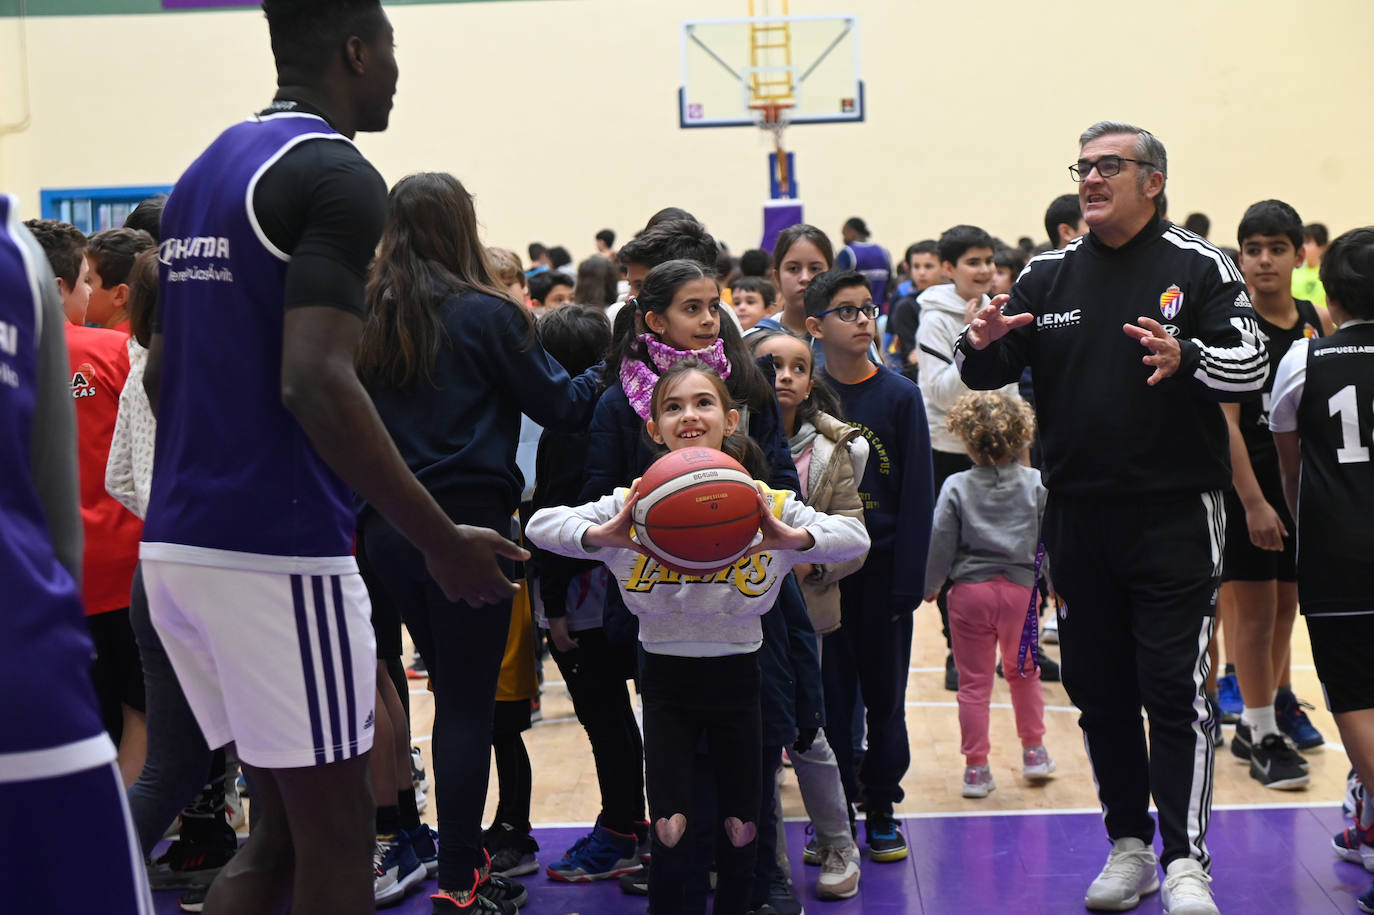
252, 139, 387, 318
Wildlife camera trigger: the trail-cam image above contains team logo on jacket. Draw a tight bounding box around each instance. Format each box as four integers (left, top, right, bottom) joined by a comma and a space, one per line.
1160, 285, 1184, 320
1303, 323, 1319, 339
70, 363, 97, 399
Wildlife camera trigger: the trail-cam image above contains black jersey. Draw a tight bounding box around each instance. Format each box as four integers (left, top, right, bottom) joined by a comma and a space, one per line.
1237, 299, 1323, 474
956, 216, 1268, 497
1269, 320, 1374, 615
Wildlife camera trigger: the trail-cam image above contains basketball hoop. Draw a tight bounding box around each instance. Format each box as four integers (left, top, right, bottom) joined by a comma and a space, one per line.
751, 101, 795, 197
751, 101, 793, 149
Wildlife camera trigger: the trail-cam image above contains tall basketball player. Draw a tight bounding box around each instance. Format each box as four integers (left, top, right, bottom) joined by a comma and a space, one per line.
140, 3, 527, 912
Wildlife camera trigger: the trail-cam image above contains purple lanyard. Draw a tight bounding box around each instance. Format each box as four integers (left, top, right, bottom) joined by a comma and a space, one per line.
1015, 541, 1047, 679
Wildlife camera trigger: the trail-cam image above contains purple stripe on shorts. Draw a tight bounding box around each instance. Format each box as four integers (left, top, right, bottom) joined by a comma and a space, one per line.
310, 575, 344, 763
290, 575, 326, 766
331, 575, 359, 757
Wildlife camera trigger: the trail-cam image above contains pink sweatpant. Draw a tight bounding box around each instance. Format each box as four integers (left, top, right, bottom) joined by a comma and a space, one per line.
948, 576, 1046, 766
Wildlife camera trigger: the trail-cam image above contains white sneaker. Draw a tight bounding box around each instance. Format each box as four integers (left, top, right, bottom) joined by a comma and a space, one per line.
816, 842, 860, 900
1085, 837, 1160, 911
1161, 858, 1218, 915
1022, 745, 1057, 781
1042, 614, 1059, 644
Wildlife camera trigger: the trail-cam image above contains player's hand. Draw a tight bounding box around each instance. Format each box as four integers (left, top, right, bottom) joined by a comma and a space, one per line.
425, 524, 528, 607
1245, 500, 1289, 551
747, 488, 814, 556
1123, 317, 1182, 385
793, 727, 819, 754
966, 294, 1034, 350
582, 482, 651, 556
548, 615, 579, 653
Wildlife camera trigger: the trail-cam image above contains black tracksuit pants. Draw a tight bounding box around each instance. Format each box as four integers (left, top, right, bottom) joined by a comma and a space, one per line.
1046, 490, 1224, 869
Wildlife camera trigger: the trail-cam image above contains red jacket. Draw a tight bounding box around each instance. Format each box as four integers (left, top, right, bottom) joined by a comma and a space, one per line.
66, 324, 142, 615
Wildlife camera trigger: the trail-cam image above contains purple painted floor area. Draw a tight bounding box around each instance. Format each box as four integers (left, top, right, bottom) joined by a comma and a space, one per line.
152, 806, 1369, 914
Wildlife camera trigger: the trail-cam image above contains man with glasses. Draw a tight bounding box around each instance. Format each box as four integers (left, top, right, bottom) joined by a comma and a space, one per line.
956, 121, 1267, 915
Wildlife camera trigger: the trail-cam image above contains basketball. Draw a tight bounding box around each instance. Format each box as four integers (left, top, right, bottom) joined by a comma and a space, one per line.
632, 447, 762, 575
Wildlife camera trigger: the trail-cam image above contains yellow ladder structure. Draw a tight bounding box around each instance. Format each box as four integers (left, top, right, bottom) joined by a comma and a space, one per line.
747, 0, 795, 108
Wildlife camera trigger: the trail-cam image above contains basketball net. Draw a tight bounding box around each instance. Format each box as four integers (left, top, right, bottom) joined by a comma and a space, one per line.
752, 102, 794, 195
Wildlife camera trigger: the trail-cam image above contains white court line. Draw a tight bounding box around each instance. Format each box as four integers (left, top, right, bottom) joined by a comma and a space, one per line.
907, 700, 1080, 714
529, 800, 1344, 832
409, 713, 580, 744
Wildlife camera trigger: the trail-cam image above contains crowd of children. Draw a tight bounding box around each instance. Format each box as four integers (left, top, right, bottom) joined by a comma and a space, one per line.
18, 160, 1374, 915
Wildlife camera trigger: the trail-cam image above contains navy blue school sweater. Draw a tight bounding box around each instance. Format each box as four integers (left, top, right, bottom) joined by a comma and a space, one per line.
363, 290, 603, 518
579, 355, 801, 501
822, 365, 934, 604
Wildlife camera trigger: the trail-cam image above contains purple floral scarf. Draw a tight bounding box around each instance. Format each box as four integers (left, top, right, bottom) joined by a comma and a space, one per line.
620, 334, 732, 421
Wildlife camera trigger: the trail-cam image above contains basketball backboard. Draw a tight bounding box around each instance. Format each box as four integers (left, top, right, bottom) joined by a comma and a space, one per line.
678, 14, 864, 129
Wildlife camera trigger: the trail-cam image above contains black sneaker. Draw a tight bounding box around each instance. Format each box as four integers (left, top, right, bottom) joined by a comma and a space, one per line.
756, 869, 803, 915
431, 890, 513, 914
1232, 720, 1309, 769
1250, 734, 1310, 790
477, 869, 527, 909
1231, 720, 1254, 760
864, 811, 908, 863
148, 833, 237, 890
619, 865, 649, 896
177, 888, 207, 913
944, 654, 958, 691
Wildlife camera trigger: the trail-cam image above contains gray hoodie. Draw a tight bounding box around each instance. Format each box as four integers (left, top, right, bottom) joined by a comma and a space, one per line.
924, 463, 1049, 594
915, 284, 1018, 453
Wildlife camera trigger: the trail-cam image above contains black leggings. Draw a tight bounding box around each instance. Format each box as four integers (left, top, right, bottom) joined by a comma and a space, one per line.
492, 703, 532, 834
362, 509, 512, 890
641, 651, 761, 915
547, 627, 644, 833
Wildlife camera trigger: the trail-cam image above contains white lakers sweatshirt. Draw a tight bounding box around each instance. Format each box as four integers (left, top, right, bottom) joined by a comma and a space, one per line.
525, 483, 869, 656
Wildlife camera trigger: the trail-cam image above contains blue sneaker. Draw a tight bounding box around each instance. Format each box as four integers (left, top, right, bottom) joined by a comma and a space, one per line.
1215, 674, 1243, 724
375, 834, 427, 907
1359, 881, 1374, 914
409, 823, 439, 877
1276, 690, 1324, 750
545, 824, 640, 882
865, 811, 908, 863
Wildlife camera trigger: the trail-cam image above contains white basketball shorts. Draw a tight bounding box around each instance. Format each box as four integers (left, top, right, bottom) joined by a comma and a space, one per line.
142, 559, 376, 769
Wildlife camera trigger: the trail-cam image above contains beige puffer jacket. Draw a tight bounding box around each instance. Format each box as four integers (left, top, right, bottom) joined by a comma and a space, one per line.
793, 411, 870, 635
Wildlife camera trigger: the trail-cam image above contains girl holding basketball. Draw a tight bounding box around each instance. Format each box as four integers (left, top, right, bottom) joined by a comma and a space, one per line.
527, 359, 870, 915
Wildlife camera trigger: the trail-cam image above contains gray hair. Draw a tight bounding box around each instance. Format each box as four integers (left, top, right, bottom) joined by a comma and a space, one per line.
1079, 120, 1168, 217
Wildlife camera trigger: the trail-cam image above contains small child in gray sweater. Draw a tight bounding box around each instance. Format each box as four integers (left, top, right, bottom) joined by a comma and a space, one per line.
924, 390, 1055, 798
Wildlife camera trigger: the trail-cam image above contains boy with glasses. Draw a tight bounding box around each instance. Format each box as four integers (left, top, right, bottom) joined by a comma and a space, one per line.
807, 269, 934, 865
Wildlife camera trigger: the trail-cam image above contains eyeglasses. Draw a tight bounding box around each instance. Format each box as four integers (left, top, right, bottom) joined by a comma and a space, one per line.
1068, 155, 1156, 182
814, 303, 879, 323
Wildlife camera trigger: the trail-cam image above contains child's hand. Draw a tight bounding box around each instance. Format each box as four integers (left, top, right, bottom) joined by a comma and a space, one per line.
1245, 500, 1289, 551
548, 616, 579, 653
747, 489, 814, 556
582, 482, 651, 556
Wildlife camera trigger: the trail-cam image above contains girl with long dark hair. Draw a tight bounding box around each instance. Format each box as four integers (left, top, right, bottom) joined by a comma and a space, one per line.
356, 172, 603, 914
